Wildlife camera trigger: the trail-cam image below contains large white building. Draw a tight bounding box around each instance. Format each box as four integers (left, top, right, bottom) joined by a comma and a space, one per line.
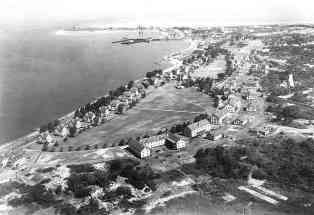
166, 133, 187, 150
128, 139, 150, 158
140, 134, 166, 149
184, 119, 211, 137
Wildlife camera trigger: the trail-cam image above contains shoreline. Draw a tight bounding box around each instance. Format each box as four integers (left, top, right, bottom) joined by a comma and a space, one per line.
0, 38, 196, 154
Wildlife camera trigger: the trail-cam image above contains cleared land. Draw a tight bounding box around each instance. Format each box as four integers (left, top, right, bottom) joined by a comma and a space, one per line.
27, 82, 215, 151
191, 55, 226, 79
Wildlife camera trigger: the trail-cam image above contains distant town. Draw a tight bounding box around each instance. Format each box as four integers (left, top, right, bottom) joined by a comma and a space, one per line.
1, 24, 314, 215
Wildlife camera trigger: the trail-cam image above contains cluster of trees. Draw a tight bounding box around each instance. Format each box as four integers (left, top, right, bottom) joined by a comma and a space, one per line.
75, 80, 136, 118
205, 45, 227, 59
247, 138, 314, 192
6, 161, 157, 214
145, 69, 162, 79
194, 138, 314, 192
169, 121, 190, 134
193, 77, 213, 94
8, 184, 57, 208
224, 52, 236, 76
194, 146, 249, 179
40, 79, 139, 134
65, 160, 158, 201
42, 141, 104, 152
168, 113, 211, 134
66, 166, 110, 198
39, 119, 60, 133
267, 104, 314, 123
108, 159, 158, 191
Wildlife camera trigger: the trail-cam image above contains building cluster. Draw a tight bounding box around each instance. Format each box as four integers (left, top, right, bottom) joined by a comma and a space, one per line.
128, 132, 187, 158
39, 81, 148, 148
128, 113, 238, 159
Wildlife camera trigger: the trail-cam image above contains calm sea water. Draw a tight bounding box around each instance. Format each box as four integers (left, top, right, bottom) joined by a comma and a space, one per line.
0, 29, 188, 144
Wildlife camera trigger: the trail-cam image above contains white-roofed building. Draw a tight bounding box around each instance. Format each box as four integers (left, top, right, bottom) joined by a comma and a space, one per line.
184, 119, 211, 137
139, 134, 166, 149
128, 139, 151, 159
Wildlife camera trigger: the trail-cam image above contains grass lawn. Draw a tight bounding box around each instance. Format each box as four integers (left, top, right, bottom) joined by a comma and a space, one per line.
28, 82, 216, 151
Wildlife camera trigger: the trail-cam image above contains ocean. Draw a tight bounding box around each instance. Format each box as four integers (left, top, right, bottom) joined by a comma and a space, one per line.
0, 29, 188, 144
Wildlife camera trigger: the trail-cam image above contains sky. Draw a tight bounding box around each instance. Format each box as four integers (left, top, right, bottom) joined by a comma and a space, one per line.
1, 0, 314, 28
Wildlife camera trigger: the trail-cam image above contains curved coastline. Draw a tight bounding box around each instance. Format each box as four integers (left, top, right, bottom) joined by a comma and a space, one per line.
0, 37, 196, 154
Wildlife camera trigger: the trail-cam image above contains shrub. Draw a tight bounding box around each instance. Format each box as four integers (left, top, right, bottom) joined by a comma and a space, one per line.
8, 184, 56, 207
68, 164, 96, 173
57, 203, 77, 215
42, 144, 48, 152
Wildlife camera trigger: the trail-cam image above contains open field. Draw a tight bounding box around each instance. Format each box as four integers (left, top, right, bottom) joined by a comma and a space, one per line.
27, 82, 215, 151
191, 55, 226, 79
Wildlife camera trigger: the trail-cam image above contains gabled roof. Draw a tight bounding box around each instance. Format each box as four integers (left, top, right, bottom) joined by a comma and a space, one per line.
129, 139, 147, 152
140, 134, 166, 144
167, 132, 181, 142
187, 119, 210, 131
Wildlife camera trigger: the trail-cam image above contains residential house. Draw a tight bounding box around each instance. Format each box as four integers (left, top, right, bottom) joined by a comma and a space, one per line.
130, 87, 140, 97
118, 96, 129, 106
116, 103, 127, 114
109, 100, 120, 111
128, 139, 151, 158
166, 133, 187, 150
232, 118, 248, 126
151, 77, 161, 87
209, 114, 220, 125
139, 134, 166, 148
224, 104, 236, 113
123, 91, 133, 100
184, 119, 211, 137
257, 126, 273, 137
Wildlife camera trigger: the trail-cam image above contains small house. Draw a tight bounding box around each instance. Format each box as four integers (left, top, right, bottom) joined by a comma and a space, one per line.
232, 118, 248, 126
110, 100, 120, 111
128, 139, 151, 158
184, 119, 211, 137
130, 87, 139, 96
99, 106, 110, 117
166, 133, 187, 150
209, 114, 220, 125
140, 134, 166, 149
116, 103, 127, 114
257, 126, 273, 137
224, 104, 236, 113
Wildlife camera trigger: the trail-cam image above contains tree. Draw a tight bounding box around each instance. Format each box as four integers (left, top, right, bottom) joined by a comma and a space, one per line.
42, 144, 48, 152
57, 203, 77, 215
119, 139, 126, 146
281, 106, 299, 119
117, 104, 126, 114
127, 80, 134, 89
69, 126, 77, 137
